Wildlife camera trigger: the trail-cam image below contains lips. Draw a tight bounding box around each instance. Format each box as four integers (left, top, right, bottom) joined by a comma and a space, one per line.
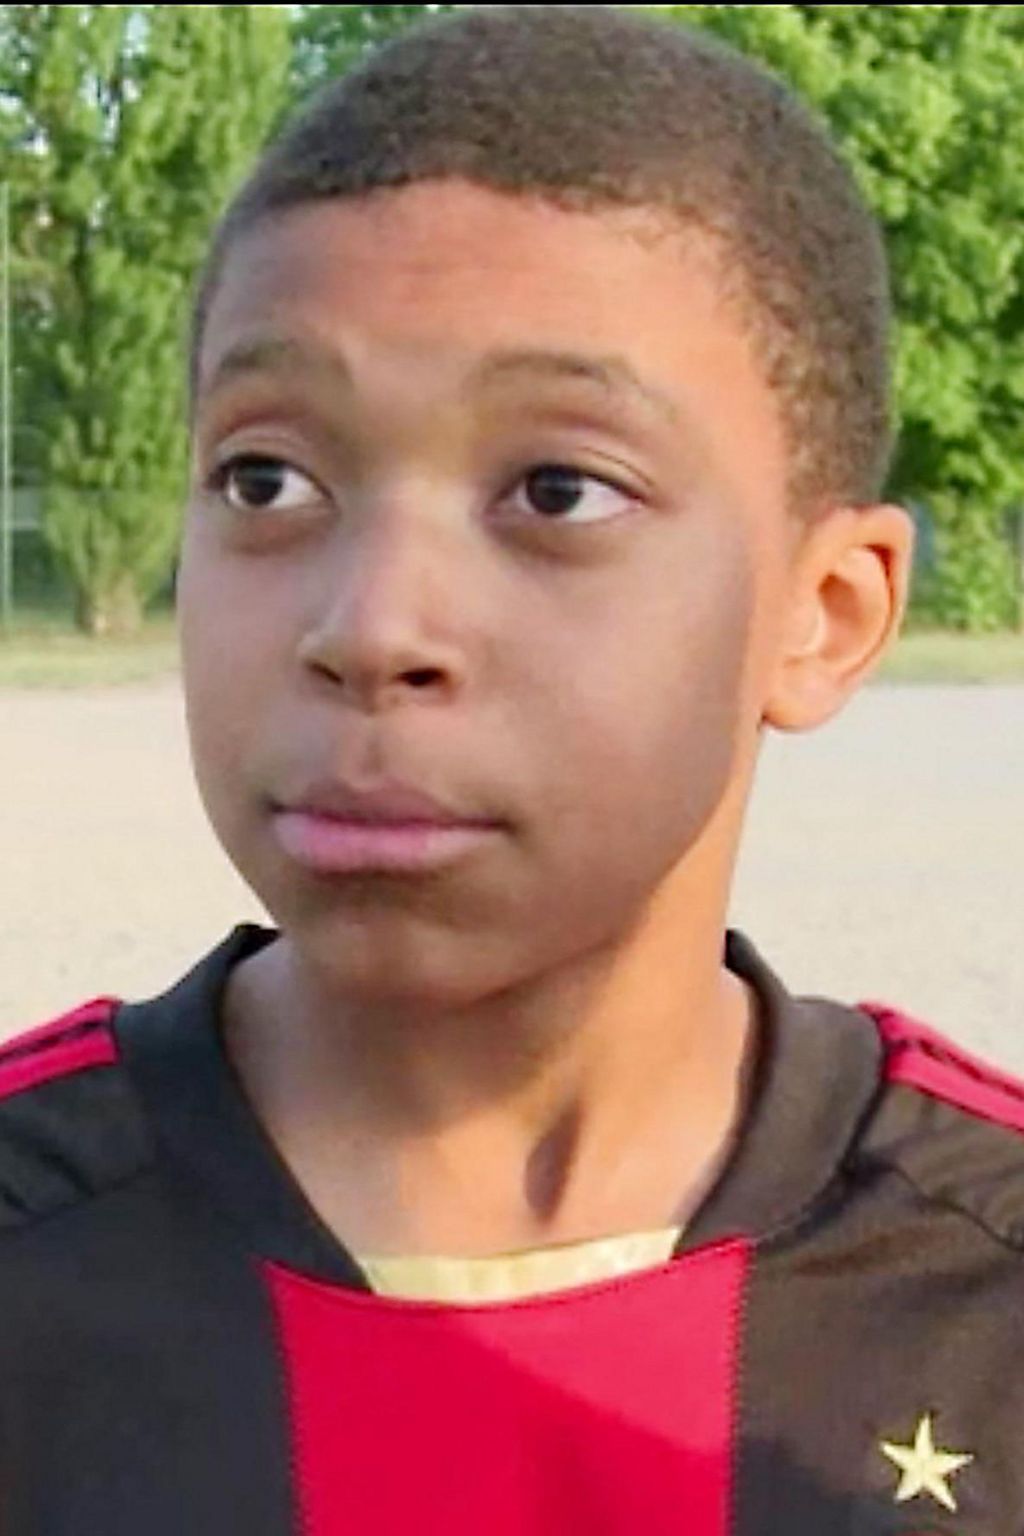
269, 778, 502, 875
272, 777, 498, 828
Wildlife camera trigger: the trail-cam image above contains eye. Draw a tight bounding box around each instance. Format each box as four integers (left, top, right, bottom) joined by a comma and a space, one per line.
210, 454, 324, 514
507, 464, 634, 524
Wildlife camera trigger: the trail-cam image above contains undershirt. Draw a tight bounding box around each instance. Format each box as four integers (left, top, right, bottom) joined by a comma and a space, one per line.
354, 1225, 683, 1302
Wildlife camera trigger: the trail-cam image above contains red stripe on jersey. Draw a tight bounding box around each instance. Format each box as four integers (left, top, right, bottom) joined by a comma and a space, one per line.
0, 1029, 118, 1102
0, 997, 119, 1061
265, 1237, 750, 1536
860, 1000, 1024, 1136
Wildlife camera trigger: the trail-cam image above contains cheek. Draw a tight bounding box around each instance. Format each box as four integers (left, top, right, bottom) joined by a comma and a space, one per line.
531, 542, 754, 919
549, 638, 741, 876
176, 526, 280, 833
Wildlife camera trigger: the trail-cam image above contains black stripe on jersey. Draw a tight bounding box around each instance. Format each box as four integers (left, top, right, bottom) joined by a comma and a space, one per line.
0, 1161, 301, 1536
0, 1055, 152, 1227
735, 1065, 1024, 1533
0, 982, 302, 1534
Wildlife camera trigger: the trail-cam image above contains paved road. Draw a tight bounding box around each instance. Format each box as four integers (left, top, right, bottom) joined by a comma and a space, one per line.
3, 678, 1022, 1067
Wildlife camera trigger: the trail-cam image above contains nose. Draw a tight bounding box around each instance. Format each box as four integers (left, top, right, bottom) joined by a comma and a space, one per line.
295, 507, 473, 713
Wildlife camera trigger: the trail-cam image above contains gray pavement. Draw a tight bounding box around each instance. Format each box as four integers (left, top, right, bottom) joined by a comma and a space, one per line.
2, 678, 1022, 1067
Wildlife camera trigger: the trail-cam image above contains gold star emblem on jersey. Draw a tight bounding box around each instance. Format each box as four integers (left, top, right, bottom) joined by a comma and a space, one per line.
880, 1412, 974, 1513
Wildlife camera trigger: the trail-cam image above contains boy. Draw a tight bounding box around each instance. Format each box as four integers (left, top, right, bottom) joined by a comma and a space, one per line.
2, 5, 1020, 1531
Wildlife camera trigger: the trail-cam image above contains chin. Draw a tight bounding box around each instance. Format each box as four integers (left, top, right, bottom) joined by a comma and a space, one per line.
269, 894, 535, 1013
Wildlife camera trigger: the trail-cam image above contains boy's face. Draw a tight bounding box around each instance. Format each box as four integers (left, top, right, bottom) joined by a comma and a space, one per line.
180, 180, 802, 1006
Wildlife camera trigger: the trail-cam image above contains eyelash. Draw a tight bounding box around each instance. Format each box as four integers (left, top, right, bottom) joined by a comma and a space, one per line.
205, 453, 638, 526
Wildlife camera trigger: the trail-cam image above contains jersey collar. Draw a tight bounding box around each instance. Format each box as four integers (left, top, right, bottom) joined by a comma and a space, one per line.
681, 930, 883, 1252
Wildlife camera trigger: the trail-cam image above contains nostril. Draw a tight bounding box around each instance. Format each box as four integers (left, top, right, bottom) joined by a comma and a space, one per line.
405, 668, 442, 688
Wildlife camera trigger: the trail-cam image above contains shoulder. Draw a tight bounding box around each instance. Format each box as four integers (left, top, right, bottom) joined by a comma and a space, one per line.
0, 997, 153, 1234
855, 998, 1024, 1249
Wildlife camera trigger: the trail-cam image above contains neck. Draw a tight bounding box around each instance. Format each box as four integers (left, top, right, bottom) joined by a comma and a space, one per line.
224, 862, 759, 1258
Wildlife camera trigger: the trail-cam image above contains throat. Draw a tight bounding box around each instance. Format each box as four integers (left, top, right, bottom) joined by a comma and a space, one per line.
221, 946, 758, 1261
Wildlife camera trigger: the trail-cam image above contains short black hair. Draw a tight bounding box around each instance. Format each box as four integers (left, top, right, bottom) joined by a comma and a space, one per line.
193, 4, 893, 514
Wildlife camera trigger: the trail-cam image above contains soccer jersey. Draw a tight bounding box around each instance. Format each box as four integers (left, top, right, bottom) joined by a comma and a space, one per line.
2, 921, 1023, 1534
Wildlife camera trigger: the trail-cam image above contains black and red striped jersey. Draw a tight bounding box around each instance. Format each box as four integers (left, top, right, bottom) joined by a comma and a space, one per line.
2, 920, 1023, 1534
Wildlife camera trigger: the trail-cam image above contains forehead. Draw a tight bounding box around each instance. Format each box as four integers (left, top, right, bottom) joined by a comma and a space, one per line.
203, 181, 692, 341
196, 181, 786, 490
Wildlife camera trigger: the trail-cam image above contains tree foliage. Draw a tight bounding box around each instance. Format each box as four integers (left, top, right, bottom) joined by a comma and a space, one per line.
0, 5, 289, 633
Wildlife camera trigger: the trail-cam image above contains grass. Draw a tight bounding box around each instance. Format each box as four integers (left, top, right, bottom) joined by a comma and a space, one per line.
0, 608, 180, 688
874, 627, 1024, 685
1, 607, 1024, 689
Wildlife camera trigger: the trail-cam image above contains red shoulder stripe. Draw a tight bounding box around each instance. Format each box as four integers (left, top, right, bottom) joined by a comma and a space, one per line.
0, 997, 119, 1060
0, 998, 121, 1104
858, 1000, 1024, 1137
0, 1032, 118, 1102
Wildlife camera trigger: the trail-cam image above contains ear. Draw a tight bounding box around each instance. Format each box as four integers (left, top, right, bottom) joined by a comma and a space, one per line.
761, 504, 916, 734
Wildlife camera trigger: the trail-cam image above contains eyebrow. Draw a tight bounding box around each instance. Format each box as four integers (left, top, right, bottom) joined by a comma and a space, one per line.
198, 335, 354, 400
198, 335, 679, 425
467, 348, 679, 424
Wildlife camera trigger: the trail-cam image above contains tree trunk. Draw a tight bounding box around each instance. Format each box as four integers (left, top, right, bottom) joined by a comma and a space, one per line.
74, 573, 144, 638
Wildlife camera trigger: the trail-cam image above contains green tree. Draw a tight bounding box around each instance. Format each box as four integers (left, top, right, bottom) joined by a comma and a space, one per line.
0, 5, 289, 635
665, 5, 1024, 630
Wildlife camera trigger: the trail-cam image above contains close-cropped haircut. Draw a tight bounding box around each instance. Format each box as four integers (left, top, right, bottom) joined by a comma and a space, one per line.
192, 4, 893, 516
